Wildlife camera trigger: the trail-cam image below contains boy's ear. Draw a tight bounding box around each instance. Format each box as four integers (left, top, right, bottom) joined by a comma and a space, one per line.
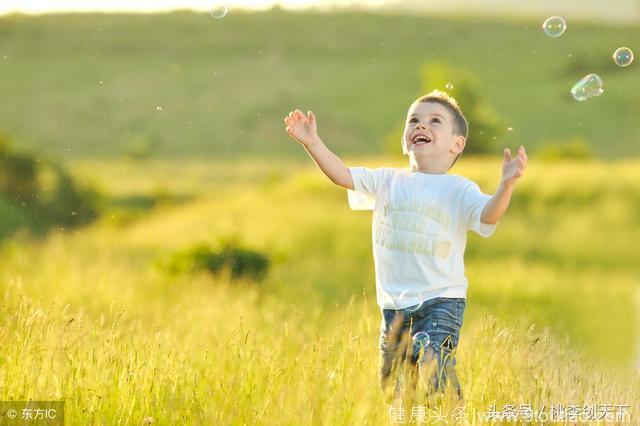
451, 135, 466, 155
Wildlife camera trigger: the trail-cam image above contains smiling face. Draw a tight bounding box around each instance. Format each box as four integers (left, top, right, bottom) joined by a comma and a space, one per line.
402, 101, 466, 168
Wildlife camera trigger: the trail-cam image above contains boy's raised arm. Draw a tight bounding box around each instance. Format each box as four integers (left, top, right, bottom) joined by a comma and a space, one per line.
284, 109, 354, 190
481, 146, 528, 224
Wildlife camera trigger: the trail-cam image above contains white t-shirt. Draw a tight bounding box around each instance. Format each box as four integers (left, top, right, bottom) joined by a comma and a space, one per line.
348, 166, 498, 310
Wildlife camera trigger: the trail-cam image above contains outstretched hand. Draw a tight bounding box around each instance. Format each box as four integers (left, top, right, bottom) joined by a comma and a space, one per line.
284, 109, 318, 149
501, 145, 528, 188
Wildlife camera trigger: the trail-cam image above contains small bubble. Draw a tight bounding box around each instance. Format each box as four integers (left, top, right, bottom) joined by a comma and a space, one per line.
413, 332, 430, 350
209, 3, 229, 19
571, 73, 603, 101
156, 106, 163, 111
542, 16, 566, 37
613, 47, 634, 67
71, 211, 77, 215
99, 80, 103, 85
445, 83, 454, 90
507, 127, 513, 132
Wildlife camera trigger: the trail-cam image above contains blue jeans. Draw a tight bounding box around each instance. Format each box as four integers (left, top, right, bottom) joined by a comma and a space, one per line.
379, 297, 466, 400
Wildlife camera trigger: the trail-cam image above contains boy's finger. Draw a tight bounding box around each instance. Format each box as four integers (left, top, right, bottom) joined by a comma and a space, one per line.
295, 109, 306, 120
308, 111, 315, 122
503, 147, 512, 161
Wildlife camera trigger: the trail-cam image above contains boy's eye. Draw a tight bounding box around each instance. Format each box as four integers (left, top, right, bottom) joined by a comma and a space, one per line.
431, 118, 441, 124
409, 118, 418, 123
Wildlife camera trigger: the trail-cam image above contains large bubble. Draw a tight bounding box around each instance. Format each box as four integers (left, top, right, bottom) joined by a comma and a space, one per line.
571, 74, 604, 102
209, 3, 230, 19
413, 332, 431, 353
613, 47, 634, 67
542, 16, 567, 38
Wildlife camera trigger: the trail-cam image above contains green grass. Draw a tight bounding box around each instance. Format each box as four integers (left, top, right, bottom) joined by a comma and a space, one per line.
0, 10, 638, 162
0, 156, 639, 423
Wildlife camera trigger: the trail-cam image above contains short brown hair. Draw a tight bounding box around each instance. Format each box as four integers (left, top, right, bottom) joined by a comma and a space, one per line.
414, 90, 468, 169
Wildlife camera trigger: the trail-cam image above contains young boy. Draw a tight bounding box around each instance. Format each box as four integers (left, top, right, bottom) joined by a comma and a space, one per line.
283, 90, 527, 401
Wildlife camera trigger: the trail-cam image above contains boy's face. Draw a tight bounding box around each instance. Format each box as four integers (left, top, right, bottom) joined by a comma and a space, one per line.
401, 101, 465, 164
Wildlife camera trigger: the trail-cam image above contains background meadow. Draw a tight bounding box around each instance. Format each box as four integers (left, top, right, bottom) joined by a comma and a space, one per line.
0, 4, 639, 424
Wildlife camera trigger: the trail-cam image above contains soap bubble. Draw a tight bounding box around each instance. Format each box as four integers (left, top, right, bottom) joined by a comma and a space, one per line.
209, 3, 229, 19
398, 291, 424, 313
413, 332, 430, 353
613, 47, 634, 67
156, 106, 163, 111
542, 16, 566, 38
445, 83, 454, 90
571, 74, 603, 101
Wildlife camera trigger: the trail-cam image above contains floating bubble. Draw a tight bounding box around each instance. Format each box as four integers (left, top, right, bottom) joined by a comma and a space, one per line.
542, 16, 566, 38
413, 332, 430, 351
571, 73, 603, 101
507, 127, 513, 132
445, 83, 454, 90
209, 3, 229, 19
397, 290, 424, 313
156, 106, 163, 111
613, 47, 634, 67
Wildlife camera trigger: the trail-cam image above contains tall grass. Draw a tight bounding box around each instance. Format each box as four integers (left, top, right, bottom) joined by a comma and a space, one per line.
0, 156, 638, 423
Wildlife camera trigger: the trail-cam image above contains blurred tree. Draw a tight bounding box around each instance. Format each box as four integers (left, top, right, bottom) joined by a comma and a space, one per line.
0, 132, 38, 206
385, 62, 505, 159
0, 130, 102, 237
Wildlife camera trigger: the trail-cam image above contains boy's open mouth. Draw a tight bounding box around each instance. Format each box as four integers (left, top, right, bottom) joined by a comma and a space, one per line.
412, 134, 432, 145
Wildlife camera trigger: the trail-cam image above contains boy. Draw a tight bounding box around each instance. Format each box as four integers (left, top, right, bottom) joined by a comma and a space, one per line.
283, 90, 527, 401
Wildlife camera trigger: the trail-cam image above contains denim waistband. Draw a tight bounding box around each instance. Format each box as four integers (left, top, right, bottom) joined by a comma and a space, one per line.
383, 296, 465, 317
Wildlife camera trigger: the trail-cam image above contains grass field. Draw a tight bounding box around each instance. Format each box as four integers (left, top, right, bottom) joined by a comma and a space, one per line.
0, 10, 639, 162
1, 7, 639, 424
1, 155, 638, 424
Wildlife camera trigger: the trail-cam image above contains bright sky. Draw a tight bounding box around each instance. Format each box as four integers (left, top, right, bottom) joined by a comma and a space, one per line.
0, 0, 375, 15
0, 0, 637, 22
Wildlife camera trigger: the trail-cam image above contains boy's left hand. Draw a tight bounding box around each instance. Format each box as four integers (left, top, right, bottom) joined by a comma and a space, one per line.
501, 145, 527, 188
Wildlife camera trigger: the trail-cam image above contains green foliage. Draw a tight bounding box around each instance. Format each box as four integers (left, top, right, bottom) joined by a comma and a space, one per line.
384, 62, 505, 158
162, 238, 270, 282
32, 163, 102, 227
0, 12, 638, 160
0, 131, 103, 236
536, 137, 594, 162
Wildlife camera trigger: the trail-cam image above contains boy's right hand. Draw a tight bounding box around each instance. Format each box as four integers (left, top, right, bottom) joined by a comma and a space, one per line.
284, 109, 319, 149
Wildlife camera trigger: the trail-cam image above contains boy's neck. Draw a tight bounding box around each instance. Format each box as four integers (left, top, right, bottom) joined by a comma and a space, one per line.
408, 156, 451, 175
